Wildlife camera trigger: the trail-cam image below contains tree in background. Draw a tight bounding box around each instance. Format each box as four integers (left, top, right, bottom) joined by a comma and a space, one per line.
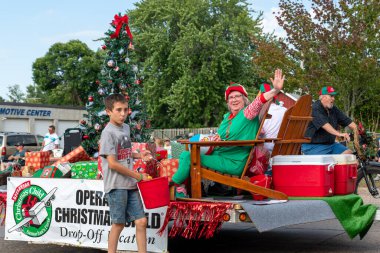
32, 40, 103, 106
25, 84, 47, 104
7, 84, 25, 102
276, 0, 379, 130
128, 0, 262, 128
251, 34, 304, 94
81, 14, 152, 155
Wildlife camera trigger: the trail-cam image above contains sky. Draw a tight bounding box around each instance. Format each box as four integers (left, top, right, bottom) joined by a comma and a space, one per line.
0, 0, 287, 100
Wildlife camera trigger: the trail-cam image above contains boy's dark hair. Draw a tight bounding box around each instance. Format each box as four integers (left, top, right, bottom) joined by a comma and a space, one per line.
105, 94, 128, 110
49, 125, 55, 131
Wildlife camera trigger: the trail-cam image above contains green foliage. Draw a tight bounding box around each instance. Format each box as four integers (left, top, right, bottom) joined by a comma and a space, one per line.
81, 14, 152, 155
32, 40, 102, 106
25, 84, 48, 104
7, 84, 25, 102
276, 0, 380, 130
128, 0, 261, 128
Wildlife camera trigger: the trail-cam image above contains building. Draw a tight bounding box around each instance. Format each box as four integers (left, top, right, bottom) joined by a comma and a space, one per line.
0, 102, 86, 147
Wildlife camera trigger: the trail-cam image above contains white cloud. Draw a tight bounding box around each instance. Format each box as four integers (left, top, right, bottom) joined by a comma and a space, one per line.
261, 7, 286, 38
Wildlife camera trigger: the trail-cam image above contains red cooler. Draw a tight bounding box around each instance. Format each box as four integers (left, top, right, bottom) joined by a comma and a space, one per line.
327, 155, 357, 195
272, 155, 335, 197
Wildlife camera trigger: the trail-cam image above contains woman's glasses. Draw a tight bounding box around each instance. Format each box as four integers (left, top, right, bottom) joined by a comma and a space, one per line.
228, 94, 243, 101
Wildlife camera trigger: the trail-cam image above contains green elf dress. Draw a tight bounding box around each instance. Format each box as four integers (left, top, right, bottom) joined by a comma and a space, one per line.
172, 103, 260, 184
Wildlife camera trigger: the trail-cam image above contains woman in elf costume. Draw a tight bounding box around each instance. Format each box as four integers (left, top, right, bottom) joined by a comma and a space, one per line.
171, 69, 285, 192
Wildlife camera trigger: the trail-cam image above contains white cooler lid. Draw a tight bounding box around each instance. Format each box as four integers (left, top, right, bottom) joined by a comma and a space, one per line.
322, 154, 357, 164
272, 155, 335, 165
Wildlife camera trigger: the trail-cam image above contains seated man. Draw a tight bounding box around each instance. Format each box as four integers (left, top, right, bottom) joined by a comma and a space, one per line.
301, 86, 357, 155
1, 142, 26, 170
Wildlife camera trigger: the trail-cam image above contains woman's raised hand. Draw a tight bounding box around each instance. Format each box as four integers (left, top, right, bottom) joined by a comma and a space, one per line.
270, 69, 285, 91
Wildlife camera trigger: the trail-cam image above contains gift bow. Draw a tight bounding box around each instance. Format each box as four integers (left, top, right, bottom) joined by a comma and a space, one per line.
110, 14, 133, 40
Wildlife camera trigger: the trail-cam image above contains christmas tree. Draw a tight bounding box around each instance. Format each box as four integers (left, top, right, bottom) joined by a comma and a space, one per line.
81, 14, 152, 156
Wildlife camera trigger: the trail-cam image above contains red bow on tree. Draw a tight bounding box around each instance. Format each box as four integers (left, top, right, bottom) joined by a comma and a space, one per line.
110, 14, 133, 41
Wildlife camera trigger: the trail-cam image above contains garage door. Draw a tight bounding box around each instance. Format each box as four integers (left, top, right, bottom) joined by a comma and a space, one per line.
35, 119, 54, 137
2, 118, 29, 132
58, 120, 80, 148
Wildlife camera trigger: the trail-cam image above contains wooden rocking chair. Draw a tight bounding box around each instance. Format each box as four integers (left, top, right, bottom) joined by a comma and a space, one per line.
180, 94, 313, 200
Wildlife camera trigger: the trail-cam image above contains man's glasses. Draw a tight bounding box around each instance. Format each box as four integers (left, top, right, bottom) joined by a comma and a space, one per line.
228, 94, 243, 100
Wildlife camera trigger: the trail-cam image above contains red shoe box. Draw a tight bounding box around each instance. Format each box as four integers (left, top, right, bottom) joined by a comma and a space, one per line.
327, 155, 357, 195
272, 155, 335, 197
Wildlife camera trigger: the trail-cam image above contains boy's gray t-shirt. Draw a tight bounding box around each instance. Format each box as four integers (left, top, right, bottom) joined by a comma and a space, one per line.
99, 122, 136, 193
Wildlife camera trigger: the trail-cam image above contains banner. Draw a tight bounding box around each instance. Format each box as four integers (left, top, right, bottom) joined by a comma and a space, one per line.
5, 178, 168, 252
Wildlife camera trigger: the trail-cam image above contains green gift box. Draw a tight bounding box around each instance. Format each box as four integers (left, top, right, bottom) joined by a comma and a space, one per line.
71, 161, 98, 179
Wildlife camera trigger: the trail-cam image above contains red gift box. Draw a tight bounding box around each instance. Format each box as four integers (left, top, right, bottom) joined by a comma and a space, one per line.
52, 146, 91, 166
158, 159, 179, 181
132, 142, 156, 154
25, 151, 51, 170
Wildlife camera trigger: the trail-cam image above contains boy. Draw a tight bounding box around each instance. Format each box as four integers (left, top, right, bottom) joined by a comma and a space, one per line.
99, 93, 152, 253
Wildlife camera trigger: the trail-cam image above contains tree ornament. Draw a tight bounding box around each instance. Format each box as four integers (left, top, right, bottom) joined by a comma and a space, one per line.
86, 101, 93, 109
98, 88, 106, 96
83, 135, 90, 140
80, 120, 87, 125
136, 122, 142, 130
97, 110, 107, 116
108, 79, 113, 84
101, 45, 107, 50
100, 69, 107, 75
134, 79, 142, 85
128, 108, 132, 115
132, 65, 138, 73
95, 80, 100, 85
107, 59, 115, 67
146, 120, 151, 129
125, 57, 130, 64
128, 42, 134, 50
114, 66, 119, 71
119, 83, 127, 90
94, 123, 102, 131
119, 48, 124, 54
88, 96, 94, 102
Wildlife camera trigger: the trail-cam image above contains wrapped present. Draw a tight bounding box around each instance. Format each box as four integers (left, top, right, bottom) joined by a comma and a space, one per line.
132, 142, 156, 154
33, 166, 63, 178
21, 166, 36, 177
133, 159, 159, 178
71, 161, 98, 179
52, 146, 91, 166
97, 155, 103, 179
56, 162, 72, 177
25, 151, 51, 170
158, 159, 179, 181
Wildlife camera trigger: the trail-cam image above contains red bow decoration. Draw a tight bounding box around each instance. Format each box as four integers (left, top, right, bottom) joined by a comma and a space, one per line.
110, 14, 133, 41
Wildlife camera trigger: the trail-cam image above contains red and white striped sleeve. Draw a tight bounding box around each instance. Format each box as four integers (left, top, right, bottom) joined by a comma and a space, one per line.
243, 94, 267, 120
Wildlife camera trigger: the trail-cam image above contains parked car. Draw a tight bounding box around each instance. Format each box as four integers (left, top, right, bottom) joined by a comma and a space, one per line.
0, 132, 42, 162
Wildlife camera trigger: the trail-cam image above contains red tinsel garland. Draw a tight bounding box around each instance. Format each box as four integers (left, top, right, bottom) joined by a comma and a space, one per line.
158, 201, 233, 239
0, 192, 6, 226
